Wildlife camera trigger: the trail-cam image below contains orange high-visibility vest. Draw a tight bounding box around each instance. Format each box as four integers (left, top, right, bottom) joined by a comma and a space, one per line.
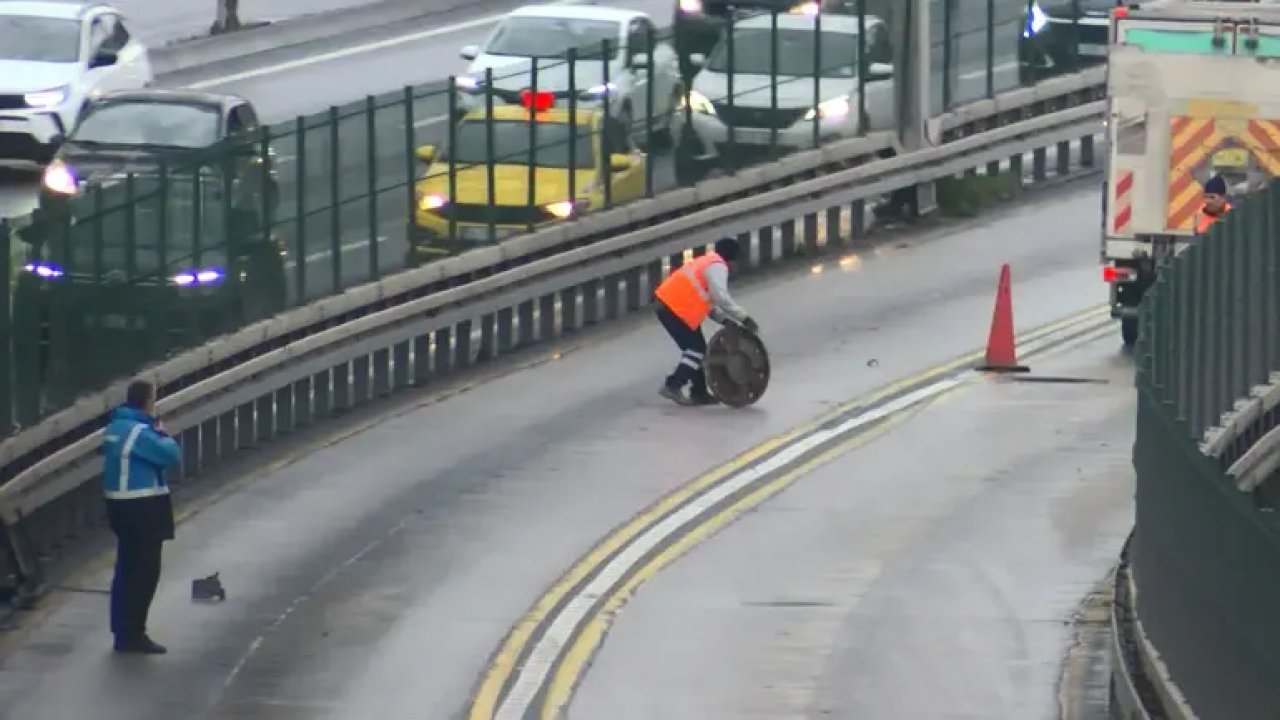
1196, 202, 1232, 234
654, 252, 725, 329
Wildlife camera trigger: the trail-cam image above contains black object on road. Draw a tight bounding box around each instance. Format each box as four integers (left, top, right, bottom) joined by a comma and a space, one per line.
191, 572, 226, 602
705, 322, 770, 407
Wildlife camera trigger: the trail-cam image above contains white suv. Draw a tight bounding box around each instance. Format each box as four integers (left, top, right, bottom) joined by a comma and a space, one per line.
0, 1, 152, 169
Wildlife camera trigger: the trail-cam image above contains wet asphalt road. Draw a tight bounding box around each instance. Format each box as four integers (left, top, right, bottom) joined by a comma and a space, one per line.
0, 184, 1132, 719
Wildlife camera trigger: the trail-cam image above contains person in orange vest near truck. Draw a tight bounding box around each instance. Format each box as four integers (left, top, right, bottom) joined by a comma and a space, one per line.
1196, 174, 1233, 234
653, 238, 757, 406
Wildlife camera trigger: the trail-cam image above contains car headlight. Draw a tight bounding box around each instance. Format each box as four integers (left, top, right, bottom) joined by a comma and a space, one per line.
1024, 2, 1048, 38
679, 90, 716, 116
544, 201, 575, 219
803, 96, 851, 121
23, 261, 64, 279
419, 193, 447, 211
24, 86, 68, 108
678, 0, 703, 12
455, 76, 482, 93
790, 2, 820, 15
582, 83, 616, 98
42, 161, 78, 195
172, 267, 225, 286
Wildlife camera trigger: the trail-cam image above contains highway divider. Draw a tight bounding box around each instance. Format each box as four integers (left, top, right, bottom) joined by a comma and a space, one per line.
0, 85, 1105, 607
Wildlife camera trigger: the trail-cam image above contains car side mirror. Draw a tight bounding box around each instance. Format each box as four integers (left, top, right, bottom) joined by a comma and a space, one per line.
689, 52, 706, 67
610, 153, 632, 171
90, 49, 117, 68
631, 52, 650, 68
460, 44, 479, 61
416, 145, 437, 163
866, 62, 893, 80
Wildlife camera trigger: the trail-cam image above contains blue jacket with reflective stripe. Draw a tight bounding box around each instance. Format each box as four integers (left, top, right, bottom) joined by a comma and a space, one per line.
101, 406, 181, 500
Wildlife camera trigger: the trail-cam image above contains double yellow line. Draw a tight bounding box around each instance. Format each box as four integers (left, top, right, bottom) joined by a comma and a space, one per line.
467, 304, 1110, 720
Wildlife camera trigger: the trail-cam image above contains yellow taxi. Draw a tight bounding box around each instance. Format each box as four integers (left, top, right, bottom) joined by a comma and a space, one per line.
407, 91, 648, 263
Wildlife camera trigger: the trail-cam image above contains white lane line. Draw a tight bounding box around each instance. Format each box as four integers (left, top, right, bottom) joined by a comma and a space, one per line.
185, 0, 584, 89
492, 375, 966, 719
489, 310, 1111, 719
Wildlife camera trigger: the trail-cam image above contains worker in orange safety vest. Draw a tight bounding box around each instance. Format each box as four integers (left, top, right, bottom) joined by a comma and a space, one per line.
1196, 174, 1233, 235
652, 238, 756, 406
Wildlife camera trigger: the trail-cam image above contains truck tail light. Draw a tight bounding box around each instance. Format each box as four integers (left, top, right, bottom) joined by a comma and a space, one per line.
1103, 264, 1136, 283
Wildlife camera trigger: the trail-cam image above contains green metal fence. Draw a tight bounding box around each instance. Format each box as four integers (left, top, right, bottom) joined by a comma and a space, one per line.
1131, 182, 1280, 719
0, 3, 1089, 433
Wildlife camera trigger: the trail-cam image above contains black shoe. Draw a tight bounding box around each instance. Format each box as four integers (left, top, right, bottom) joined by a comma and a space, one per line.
114, 635, 167, 654
689, 392, 720, 406
659, 384, 693, 406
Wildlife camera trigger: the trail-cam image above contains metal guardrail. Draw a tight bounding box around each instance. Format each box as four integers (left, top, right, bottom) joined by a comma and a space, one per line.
0, 100, 1105, 602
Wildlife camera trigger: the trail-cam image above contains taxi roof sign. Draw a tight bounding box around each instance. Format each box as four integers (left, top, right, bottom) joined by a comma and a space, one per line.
520, 90, 555, 112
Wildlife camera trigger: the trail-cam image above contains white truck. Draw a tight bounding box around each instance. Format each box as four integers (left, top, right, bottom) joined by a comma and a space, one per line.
1102, 0, 1280, 345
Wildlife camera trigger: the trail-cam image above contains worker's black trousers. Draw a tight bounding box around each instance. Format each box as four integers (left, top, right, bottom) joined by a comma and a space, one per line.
656, 304, 710, 397
110, 537, 163, 641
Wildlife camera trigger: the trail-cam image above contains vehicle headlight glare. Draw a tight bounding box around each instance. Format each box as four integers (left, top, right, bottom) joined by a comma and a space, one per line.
420, 193, 447, 210
42, 162, 77, 195
1024, 2, 1048, 37
455, 76, 481, 92
24, 87, 67, 108
583, 83, 616, 97
173, 267, 225, 286
790, 2, 820, 15
679, 0, 703, 13
545, 201, 575, 219
803, 96, 851, 121
680, 90, 716, 116
23, 262, 64, 278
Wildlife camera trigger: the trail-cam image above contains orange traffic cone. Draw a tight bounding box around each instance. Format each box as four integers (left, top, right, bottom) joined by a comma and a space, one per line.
976, 263, 1028, 373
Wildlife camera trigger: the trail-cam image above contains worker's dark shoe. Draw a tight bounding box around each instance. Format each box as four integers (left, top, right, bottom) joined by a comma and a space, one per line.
689, 392, 720, 406
114, 635, 167, 654
659, 384, 693, 406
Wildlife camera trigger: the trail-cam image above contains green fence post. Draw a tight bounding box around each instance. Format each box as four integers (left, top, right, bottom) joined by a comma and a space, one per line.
124, 173, 138, 278
727, 16, 736, 165
153, 160, 169, 361
1192, 237, 1211, 437
447, 80, 458, 244
1225, 214, 1243, 401
1266, 184, 1280, 369
527, 59, 538, 235
568, 48, 578, 210
365, 95, 379, 280
485, 67, 496, 244
294, 115, 307, 303
943, 0, 953, 109
601, 38, 612, 208
986, 0, 996, 97
857, 3, 866, 135
404, 85, 415, 270
328, 106, 341, 292
1070, 0, 1081, 72
0, 218, 10, 434
769, 11, 779, 154
645, 22, 655, 197
812, 10, 821, 148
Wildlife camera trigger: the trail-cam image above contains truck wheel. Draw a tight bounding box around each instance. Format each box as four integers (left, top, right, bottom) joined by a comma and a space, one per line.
1121, 318, 1139, 347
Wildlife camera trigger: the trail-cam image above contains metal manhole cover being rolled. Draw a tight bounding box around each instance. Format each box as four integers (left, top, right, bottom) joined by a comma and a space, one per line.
705, 324, 771, 408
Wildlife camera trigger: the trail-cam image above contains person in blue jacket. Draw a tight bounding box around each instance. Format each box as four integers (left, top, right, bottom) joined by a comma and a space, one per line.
102, 379, 181, 654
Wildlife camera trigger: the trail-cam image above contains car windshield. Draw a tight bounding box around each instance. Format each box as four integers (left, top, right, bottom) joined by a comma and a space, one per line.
706, 27, 860, 77
451, 119, 597, 169
73, 102, 222, 148
0, 15, 81, 63
485, 17, 621, 59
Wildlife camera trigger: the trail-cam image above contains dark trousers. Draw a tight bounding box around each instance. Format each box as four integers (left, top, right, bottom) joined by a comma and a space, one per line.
656, 304, 710, 397
110, 536, 163, 641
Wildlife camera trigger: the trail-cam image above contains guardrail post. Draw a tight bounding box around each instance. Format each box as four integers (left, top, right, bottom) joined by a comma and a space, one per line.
895, 0, 937, 217
0, 217, 11, 435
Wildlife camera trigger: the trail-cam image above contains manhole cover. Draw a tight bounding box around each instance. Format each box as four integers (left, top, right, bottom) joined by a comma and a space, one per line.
705, 324, 770, 408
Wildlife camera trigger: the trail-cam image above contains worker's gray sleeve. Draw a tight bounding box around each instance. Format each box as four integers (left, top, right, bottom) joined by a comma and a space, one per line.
704, 263, 749, 323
